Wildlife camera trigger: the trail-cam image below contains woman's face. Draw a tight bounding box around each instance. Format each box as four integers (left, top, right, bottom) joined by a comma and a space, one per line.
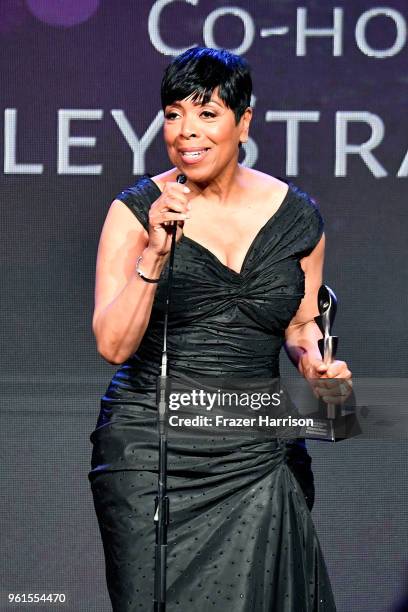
163, 87, 252, 184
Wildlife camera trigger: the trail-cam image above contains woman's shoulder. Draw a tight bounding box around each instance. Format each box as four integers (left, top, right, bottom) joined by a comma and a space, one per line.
246, 169, 324, 250
150, 168, 179, 192
113, 174, 163, 230
241, 167, 288, 201
243, 168, 316, 205
240, 168, 322, 226
116, 174, 162, 201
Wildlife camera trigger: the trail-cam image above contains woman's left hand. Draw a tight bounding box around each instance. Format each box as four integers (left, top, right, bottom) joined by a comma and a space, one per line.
300, 355, 352, 404
301, 356, 352, 380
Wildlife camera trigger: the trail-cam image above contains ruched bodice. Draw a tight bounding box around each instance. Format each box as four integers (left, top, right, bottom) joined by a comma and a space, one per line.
107, 176, 323, 388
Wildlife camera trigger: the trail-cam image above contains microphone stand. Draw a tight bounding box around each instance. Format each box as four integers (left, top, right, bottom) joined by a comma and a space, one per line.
153, 173, 187, 611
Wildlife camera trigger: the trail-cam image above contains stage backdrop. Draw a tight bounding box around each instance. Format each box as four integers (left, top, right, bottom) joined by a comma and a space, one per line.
1, 1, 407, 611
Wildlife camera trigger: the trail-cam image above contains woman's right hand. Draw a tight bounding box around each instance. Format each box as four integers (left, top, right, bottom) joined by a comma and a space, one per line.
147, 181, 191, 257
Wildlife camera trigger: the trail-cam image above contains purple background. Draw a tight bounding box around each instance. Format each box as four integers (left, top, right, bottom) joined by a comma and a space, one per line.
1, 1, 407, 610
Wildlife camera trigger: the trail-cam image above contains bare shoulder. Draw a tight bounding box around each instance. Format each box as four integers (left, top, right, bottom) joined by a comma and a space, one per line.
150, 168, 179, 191
241, 167, 289, 202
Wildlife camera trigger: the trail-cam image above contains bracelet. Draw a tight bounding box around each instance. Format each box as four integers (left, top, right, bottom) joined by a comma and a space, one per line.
135, 255, 161, 283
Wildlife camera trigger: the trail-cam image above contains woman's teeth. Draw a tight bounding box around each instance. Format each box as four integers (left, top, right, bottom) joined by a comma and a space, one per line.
183, 150, 206, 157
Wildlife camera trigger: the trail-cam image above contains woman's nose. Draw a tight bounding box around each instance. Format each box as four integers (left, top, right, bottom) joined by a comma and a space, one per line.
180, 114, 200, 138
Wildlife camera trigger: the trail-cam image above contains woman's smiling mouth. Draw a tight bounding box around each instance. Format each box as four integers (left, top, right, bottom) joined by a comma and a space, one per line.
179, 148, 210, 163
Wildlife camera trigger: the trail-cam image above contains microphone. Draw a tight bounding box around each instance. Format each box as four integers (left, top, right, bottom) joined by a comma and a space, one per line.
176, 173, 187, 184
171, 174, 187, 235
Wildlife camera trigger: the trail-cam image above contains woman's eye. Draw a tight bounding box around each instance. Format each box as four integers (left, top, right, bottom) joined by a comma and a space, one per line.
201, 111, 216, 118
165, 112, 178, 119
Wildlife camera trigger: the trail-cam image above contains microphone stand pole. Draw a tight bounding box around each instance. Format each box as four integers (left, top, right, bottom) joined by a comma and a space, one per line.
153, 173, 187, 611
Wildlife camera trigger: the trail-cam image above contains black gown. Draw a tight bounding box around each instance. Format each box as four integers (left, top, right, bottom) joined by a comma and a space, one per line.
88, 176, 337, 611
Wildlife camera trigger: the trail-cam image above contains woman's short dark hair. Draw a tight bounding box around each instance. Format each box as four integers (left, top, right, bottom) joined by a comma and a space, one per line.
161, 47, 252, 125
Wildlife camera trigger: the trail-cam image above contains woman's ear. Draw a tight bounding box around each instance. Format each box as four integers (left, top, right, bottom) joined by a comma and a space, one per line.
239, 107, 252, 144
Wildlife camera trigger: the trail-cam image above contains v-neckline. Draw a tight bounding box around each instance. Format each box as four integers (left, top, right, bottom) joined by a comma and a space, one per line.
145, 176, 292, 278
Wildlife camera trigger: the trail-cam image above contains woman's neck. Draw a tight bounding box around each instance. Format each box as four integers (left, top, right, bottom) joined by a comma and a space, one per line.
188, 162, 247, 207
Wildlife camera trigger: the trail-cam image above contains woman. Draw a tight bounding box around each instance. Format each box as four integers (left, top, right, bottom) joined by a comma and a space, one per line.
89, 47, 351, 611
